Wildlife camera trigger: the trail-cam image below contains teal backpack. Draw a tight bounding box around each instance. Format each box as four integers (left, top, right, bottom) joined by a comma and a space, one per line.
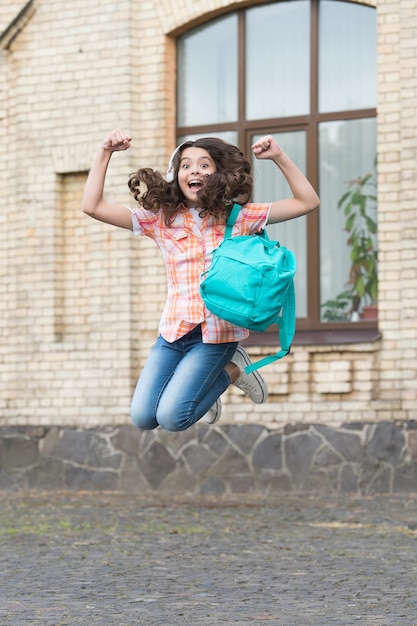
200, 203, 296, 373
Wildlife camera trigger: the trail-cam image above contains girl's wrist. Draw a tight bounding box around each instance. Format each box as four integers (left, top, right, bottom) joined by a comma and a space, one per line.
98, 145, 113, 159
272, 150, 286, 165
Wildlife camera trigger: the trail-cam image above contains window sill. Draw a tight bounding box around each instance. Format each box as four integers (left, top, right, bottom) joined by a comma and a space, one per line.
244, 326, 381, 347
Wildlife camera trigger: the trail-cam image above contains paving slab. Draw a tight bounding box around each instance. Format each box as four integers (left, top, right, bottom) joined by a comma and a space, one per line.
0, 492, 417, 625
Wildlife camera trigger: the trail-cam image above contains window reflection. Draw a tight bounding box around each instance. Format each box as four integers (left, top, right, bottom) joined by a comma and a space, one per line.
319, 1, 377, 112
246, 2, 310, 119
178, 131, 238, 146
177, 14, 238, 126
319, 118, 377, 320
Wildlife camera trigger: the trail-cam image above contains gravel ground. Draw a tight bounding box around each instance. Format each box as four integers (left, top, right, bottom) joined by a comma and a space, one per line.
0, 492, 416, 625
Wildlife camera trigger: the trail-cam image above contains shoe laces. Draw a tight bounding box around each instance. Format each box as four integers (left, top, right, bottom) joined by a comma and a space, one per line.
234, 375, 258, 396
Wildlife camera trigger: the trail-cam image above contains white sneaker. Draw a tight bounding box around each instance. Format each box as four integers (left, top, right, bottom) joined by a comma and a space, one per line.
202, 398, 222, 424
231, 345, 268, 404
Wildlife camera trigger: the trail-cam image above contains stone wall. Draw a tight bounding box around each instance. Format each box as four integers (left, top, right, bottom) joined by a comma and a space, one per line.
1, 422, 417, 495
1, 0, 417, 431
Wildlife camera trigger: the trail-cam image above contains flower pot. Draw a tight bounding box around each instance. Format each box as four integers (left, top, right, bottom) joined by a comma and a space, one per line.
360, 305, 378, 320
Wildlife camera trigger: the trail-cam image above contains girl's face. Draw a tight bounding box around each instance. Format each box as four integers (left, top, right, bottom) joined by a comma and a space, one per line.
177, 147, 217, 207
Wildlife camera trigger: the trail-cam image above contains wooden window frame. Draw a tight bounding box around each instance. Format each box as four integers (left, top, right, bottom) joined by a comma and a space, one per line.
176, 0, 378, 346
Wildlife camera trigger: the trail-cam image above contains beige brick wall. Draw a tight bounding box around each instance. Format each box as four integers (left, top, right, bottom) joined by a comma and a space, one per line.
1, 0, 416, 428
377, 0, 417, 421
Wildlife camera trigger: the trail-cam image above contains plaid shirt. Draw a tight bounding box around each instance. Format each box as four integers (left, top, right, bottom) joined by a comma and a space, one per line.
130, 203, 270, 343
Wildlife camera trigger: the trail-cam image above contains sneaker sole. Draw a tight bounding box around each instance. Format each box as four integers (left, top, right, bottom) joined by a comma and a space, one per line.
202, 398, 222, 424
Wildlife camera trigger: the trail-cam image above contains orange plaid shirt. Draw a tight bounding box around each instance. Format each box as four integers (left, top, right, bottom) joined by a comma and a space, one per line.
130, 203, 271, 343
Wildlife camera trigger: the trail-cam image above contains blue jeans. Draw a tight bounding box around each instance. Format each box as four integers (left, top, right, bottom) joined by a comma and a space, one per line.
131, 325, 238, 431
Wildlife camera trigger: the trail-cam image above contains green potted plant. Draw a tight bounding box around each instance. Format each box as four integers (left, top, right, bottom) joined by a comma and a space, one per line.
322, 167, 378, 322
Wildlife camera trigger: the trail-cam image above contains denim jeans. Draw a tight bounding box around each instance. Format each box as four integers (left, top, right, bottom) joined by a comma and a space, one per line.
130, 325, 238, 431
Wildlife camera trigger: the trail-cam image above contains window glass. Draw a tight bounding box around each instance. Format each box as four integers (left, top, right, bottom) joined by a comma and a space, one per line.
319, 118, 377, 320
246, 2, 310, 119
176, 1, 377, 331
252, 132, 308, 318
319, 1, 377, 112
177, 14, 238, 126
178, 131, 238, 146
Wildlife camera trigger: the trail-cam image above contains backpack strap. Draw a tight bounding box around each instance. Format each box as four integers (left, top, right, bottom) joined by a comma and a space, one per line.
244, 280, 296, 374
224, 203, 241, 238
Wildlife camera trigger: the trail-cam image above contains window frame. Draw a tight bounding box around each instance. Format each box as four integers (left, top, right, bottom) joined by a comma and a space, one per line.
175, 0, 378, 345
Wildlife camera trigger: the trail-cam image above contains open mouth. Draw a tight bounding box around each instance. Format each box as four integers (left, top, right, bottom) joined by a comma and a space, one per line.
188, 179, 204, 191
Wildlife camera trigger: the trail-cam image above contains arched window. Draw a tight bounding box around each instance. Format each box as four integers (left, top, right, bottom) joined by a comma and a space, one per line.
177, 0, 377, 339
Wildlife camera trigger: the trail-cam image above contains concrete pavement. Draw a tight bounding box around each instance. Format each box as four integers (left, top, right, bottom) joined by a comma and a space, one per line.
1, 492, 417, 625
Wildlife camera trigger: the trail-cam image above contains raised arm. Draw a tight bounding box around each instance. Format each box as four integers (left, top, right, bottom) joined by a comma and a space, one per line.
82, 129, 134, 230
251, 135, 320, 224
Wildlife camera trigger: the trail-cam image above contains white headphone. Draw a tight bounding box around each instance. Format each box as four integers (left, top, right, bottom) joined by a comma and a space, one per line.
166, 140, 194, 182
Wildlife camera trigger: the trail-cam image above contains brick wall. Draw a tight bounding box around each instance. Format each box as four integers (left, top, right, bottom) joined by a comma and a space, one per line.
377, 0, 417, 420
1, 0, 417, 430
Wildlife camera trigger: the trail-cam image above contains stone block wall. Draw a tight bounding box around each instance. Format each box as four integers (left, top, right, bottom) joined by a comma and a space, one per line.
1, 422, 417, 495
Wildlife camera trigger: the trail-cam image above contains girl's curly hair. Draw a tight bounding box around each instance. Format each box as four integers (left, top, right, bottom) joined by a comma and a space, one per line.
128, 137, 253, 225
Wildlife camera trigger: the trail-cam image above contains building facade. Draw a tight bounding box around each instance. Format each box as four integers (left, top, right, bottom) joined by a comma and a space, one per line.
1, 0, 416, 439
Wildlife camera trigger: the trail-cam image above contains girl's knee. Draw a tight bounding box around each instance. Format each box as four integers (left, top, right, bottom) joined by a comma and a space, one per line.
131, 397, 196, 432
130, 408, 158, 431
130, 408, 188, 432
156, 409, 192, 432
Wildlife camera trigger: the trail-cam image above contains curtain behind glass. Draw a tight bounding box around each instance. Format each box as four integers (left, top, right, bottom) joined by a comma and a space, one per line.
319, 1, 377, 112
177, 15, 238, 126
246, 1, 310, 119
252, 132, 307, 318
178, 131, 238, 146
319, 118, 377, 317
